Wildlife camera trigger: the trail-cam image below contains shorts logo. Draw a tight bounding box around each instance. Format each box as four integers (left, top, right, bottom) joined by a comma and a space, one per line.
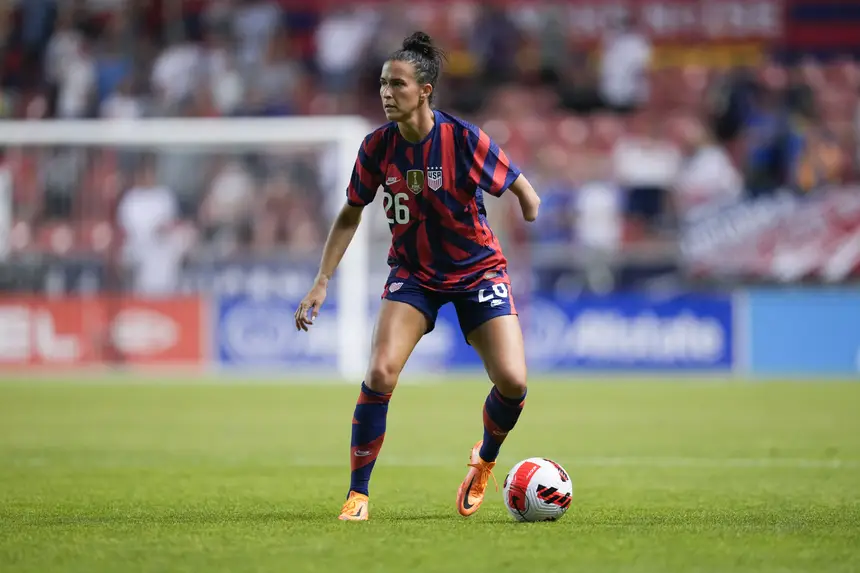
389, 282, 403, 293
427, 167, 443, 191
491, 299, 503, 307
406, 170, 424, 194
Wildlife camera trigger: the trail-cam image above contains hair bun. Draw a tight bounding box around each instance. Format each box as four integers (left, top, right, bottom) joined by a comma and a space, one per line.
402, 31, 435, 58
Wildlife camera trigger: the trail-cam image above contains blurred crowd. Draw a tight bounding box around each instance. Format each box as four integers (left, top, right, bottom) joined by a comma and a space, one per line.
1, 0, 859, 293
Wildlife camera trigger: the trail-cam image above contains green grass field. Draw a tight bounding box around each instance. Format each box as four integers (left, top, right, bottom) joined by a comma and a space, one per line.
1, 378, 859, 573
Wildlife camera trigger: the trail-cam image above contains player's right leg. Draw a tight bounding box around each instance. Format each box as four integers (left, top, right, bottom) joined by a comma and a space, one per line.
340, 281, 436, 521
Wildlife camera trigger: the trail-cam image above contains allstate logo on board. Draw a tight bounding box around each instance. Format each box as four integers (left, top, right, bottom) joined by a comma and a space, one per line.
521, 296, 731, 369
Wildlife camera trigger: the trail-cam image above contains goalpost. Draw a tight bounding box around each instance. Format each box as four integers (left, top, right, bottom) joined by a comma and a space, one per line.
0, 117, 373, 380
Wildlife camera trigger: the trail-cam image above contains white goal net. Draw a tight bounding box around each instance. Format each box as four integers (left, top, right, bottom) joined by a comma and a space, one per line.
0, 117, 373, 380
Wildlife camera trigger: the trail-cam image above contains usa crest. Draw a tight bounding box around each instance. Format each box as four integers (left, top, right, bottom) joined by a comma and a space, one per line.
406, 170, 424, 194
427, 167, 443, 191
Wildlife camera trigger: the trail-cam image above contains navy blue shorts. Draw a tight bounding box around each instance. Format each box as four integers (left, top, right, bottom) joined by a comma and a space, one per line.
381, 272, 518, 342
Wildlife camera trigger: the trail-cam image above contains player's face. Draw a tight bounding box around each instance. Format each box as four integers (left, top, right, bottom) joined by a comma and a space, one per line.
380, 60, 429, 121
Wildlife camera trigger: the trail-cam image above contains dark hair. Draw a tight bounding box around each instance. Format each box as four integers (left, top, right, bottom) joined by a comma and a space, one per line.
389, 32, 446, 104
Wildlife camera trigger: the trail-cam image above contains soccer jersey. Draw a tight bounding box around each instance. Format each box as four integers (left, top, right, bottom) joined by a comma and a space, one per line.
346, 109, 521, 291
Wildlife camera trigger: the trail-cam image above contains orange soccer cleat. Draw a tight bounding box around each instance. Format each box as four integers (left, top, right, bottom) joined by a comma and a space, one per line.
456, 440, 498, 517
338, 491, 369, 521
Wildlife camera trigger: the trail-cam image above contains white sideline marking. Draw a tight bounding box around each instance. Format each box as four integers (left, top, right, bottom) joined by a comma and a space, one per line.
288, 456, 860, 470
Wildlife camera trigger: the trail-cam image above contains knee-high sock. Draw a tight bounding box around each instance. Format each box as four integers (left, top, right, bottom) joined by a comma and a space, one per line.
349, 382, 391, 496
479, 386, 526, 463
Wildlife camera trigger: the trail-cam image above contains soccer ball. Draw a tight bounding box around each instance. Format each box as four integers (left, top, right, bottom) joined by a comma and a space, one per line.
502, 457, 573, 522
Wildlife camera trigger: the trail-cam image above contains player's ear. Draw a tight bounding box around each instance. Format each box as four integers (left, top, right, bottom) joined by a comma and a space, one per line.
420, 83, 433, 105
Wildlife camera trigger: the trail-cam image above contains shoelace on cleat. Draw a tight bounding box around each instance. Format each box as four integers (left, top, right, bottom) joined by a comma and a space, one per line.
467, 462, 499, 492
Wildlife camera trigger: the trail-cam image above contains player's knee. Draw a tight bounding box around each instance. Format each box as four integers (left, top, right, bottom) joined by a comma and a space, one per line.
365, 361, 400, 394
492, 368, 528, 399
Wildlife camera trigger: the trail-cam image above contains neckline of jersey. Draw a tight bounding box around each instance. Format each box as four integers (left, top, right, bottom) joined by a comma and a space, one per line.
397, 109, 439, 147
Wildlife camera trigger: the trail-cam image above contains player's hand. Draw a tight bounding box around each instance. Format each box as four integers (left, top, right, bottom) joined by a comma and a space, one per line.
295, 280, 327, 332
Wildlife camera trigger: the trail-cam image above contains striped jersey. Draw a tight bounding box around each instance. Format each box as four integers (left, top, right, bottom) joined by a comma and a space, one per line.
346, 109, 522, 291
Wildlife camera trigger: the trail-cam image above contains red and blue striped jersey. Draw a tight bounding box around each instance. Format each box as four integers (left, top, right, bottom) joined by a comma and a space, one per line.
346, 110, 522, 291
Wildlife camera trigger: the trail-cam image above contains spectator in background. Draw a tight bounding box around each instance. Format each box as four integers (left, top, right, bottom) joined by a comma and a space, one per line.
203, 0, 234, 36
707, 67, 758, 143
40, 146, 86, 220
19, 0, 56, 80
785, 60, 817, 120
672, 115, 743, 221
742, 63, 792, 197
151, 33, 202, 109
528, 145, 575, 246
201, 31, 245, 116
253, 30, 303, 112
556, 49, 602, 115
574, 152, 623, 253
599, 14, 651, 114
94, 17, 133, 109
100, 75, 143, 119
473, 5, 521, 87
439, 29, 485, 115
788, 109, 845, 193
315, 6, 378, 100
253, 171, 320, 254
54, 36, 95, 118
612, 113, 681, 236
198, 158, 255, 256
233, 0, 282, 70
117, 156, 185, 296
43, 8, 82, 93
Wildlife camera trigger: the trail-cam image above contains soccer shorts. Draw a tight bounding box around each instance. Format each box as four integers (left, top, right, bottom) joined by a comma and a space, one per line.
381, 272, 517, 342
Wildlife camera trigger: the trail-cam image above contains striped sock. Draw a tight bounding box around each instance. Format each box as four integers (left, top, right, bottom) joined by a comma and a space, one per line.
479, 387, 526, 463
349, 382, 391, 496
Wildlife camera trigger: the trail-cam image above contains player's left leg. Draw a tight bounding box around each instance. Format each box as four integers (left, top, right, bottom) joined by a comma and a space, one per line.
454, 283, 527, 517
468, 314, 528, 460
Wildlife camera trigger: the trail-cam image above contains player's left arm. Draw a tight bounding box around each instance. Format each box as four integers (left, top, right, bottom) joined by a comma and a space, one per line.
508, 173, 540, 222
464, 126, 540, 222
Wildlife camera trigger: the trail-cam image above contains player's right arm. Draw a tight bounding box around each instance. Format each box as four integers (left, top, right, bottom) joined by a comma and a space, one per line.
294, 203, 363, 331
295, 131, 385, 331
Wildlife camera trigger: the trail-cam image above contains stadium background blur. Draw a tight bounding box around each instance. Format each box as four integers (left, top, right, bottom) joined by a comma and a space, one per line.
2, 3, 860, 571
0, 0, 859, 376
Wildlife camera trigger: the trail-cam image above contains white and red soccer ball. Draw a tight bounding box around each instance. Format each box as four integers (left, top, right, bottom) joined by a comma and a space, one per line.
502, 457, 573, 522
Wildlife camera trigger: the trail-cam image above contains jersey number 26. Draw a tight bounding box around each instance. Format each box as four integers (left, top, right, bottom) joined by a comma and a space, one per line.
383, 192, 410, 225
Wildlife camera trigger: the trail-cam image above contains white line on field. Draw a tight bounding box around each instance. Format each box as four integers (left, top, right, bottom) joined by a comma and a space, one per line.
287, 456, 860, 470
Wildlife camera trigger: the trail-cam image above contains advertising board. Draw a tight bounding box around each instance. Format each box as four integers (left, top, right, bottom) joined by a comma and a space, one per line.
0, 296, 204, 369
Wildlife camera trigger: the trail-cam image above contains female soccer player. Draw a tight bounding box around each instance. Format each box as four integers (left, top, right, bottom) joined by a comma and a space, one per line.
294, 31, 541, 521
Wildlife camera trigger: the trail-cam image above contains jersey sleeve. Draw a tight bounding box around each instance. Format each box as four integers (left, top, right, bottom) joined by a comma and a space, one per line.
346, 131, 385, 207
463, 126, 522, 197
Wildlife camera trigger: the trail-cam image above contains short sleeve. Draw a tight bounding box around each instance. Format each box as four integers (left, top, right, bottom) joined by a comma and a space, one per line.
346, 131, 385, 207
463, 126, 522, 197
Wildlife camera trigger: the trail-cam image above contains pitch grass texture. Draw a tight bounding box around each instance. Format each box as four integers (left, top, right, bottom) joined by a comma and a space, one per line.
1, 380, 859, 573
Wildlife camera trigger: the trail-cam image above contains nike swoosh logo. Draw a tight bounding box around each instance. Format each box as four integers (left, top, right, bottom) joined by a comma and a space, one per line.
355, 450, 372, 457
386, 177, 400, 185
352, 505, 363, 518
462, 476, 476, 510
